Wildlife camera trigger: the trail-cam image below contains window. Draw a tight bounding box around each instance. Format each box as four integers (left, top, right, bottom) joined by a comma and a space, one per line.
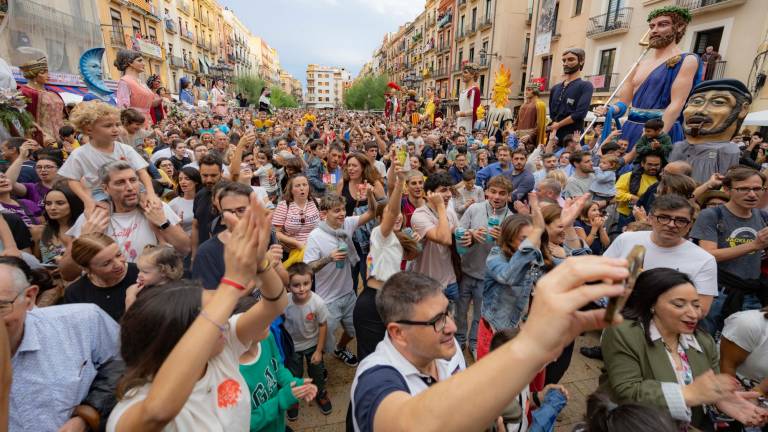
110, 9, 122, 33
597, 48, 616, 91
540, 55, 552, 90
574, 0, 583, 16
148, 26, 157, 43
168, 43, 174, 55
479, 74, 485, 94
471, 7, 477, 30
469, 46, 475, 62
455, 78, 461, 98
458, 49, 463, 66
485, 0, 492, 20
460, 15, 465, 32
520, 72, 527, 94
132, 18, 142, 36
172, 72, 177, 91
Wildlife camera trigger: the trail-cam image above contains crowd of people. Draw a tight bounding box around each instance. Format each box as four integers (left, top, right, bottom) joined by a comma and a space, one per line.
1, 7, 768, 431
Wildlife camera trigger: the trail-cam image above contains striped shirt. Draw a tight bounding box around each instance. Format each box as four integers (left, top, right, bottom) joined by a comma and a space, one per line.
272, 200, 320, 245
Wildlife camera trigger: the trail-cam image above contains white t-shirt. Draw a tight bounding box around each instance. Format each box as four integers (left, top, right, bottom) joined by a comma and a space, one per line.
367, 226, 402, 283
168, 197, 194, 235
150, 146, 194, 164
603, 231, 718, 296
106, 314, 251, 432
67, 203, 181, 262
303, 216, 359, 303
284, 292, 330, 352
411, 205, 459, 287
58, 142, 149, 190
722, 310, 768, 384
373, 160, 387, 180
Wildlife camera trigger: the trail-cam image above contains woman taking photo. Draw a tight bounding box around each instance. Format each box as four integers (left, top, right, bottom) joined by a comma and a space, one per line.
339, 152, 386, 291
64, 232, 139, 322
601, 268, 768, 430
107, 196, 287, 432
168, 167, 202, 236
272, 174, 320, 260
35, 184, 83, 266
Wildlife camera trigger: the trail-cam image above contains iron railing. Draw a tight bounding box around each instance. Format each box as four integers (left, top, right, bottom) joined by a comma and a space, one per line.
586, 7, 633, 38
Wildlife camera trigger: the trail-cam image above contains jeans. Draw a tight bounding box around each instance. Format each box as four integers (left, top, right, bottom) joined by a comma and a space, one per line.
444, 282, 459, 302
455, 275, 482, 351
351, 240, 368, 292
286, 345, 327, 393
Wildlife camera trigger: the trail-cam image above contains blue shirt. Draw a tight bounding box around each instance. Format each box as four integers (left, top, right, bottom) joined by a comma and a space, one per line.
11, 304, 120, 432
548, 78, 594, 141
475, 162, 513, 188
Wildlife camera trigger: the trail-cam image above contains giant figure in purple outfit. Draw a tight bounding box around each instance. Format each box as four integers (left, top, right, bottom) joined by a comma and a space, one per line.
596, 6, 700, 151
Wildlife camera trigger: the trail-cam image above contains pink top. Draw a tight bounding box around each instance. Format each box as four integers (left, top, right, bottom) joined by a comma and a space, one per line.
272, 200, 320, 247
116, 76, 157, 127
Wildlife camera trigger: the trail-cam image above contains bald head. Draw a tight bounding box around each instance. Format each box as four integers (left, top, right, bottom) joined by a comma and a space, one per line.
663, 161, 693, 177
537, 178, 562, 202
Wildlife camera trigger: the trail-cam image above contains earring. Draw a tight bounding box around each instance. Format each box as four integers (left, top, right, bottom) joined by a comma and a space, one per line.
650, 307, 655, 315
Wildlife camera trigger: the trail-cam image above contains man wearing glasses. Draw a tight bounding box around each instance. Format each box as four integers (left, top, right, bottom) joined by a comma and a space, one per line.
2, 261, 122, 431
604, 193, 717, 316
691, 166, 768, 333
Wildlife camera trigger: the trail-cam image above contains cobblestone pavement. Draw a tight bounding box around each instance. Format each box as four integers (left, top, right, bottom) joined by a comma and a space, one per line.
290, 331, 604, 432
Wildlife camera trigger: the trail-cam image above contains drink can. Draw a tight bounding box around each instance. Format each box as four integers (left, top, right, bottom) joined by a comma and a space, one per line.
487, 216, 500, 242
336, 241, 348, 269
454, 228, 468, 255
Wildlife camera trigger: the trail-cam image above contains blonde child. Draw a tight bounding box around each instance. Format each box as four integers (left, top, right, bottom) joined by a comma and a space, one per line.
59, 101, 157, 214
589, 154, 619, 203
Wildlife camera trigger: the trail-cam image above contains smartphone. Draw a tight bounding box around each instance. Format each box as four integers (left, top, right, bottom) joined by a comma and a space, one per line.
603, 245, 646, 323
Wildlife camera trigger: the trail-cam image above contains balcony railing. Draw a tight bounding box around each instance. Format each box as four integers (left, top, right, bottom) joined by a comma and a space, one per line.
702, 60, 727, 80
180, 30, 194, 42
437, 43, 451, 54
676, 0, 746, 13
585, 73, 619, 92
171, 55, 185, 68
164, 19, 177, 34
109, 30, 126, 47
478, 57, 490, 69
466, 24, 477, 36
452, 63, 464, 73
479, 16, 493, 30
587, 7, 633, 38
433, 66, 450, 79
455, 29, 466, 41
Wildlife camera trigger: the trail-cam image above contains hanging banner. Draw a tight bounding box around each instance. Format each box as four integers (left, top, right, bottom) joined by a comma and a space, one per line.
534, 0, 556, 56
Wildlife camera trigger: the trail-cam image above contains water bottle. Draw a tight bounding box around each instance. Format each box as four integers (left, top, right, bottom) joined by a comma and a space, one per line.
487, 216, 500, 243
336, 241, 347, 269
403, 227, 423, 253
455, 227, 468, 255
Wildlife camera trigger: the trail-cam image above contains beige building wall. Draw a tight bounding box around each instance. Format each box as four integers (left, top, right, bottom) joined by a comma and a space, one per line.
485, 0, 534, 109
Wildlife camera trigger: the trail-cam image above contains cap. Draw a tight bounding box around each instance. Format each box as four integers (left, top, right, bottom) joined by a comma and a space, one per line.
690, 79, 752, 103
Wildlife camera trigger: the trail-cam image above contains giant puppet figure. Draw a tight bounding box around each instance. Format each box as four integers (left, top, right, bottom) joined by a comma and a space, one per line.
669, 79, 751, 184
597, 6, 700, 150
18, 57, 65, 143
486, 64, 514, 142
384, 82, 401, 121
456, 63, 481, 133
515, 82, 548, 146
79, 48, 117, 105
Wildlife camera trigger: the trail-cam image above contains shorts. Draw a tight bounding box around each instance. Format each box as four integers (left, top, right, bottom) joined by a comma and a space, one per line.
325, 291, 357, 352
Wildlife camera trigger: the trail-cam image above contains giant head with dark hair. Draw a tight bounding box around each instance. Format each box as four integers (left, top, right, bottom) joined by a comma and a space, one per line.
683, 79, 752, 143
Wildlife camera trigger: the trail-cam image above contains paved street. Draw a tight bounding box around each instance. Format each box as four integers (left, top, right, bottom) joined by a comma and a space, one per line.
290, 331, 603, 432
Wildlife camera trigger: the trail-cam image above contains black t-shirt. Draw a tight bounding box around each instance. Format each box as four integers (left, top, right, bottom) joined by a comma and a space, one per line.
193, 188, 215, 245
63, 263, 139, 322
193, 230, 280, 289
2, 213, 32, 250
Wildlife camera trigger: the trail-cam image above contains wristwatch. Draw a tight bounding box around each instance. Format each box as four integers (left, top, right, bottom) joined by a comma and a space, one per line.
158, 220, 171, 230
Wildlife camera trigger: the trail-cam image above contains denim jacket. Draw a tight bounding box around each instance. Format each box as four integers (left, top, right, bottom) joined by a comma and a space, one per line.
306, 156, 326, 195
482, 239, 544, 331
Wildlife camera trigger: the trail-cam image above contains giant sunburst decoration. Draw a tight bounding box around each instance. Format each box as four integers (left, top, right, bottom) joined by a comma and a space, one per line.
491, 64, 513, 109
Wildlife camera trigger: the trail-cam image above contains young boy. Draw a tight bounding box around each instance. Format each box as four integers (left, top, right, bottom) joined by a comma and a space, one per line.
589, 154, 620, 203
633, 118, 672, 158
118, 108, 150, 152
302, 193, 376, 367
283, 263, 332, 418
59, 101, 156, 213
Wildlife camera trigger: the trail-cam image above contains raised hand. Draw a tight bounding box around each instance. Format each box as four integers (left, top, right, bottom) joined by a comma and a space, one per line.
426, 191, 445, 211
560, 194, 591, 227
81, 205, 110, 235
222, 193, 273, 291
528, 192, 546, 230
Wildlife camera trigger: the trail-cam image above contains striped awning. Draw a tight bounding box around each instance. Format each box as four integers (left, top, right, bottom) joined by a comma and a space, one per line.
44, 85, 89, 96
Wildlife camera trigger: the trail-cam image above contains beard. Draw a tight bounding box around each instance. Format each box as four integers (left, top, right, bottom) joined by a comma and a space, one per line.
563, 64, 581, 74
684, 109, 740, 138
649, 32, 676, 49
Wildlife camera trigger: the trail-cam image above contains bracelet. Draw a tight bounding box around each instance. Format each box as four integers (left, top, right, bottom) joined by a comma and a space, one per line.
199, 310, 229, 333
261, 287, 286, 302
220, 277, 246, 291
256, 259, 271, 274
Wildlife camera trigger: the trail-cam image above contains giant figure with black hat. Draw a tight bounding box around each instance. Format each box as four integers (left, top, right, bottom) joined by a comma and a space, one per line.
596, 6, 700, 151
668, 79, 752, 184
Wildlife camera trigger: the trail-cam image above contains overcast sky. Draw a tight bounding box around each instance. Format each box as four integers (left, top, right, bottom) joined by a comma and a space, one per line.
218, 0, 423, 88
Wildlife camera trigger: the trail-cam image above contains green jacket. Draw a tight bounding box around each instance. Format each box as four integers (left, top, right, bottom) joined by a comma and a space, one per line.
634, 132, 673, 159
599, 319, 718, 429
239, 333, 303, 432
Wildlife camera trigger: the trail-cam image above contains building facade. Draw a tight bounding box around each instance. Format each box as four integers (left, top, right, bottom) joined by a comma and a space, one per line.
306, 64, 349, 109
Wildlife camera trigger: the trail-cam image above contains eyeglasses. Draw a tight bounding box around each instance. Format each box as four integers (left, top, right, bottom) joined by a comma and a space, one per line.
395, 303, 455, 333
651, 214, 692, 228
222, 206, 248, 216
0, 292, 22, 317
732, 187, 766, 194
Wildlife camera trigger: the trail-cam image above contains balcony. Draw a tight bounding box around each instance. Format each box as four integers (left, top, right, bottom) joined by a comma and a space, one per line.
452, 63, 464, 73
478, 57, 490, 69
170, 55, 185, 68
433, 66, 450, 79
676, 0, 746, 14
437, 42, 451, 54
702, 60, 727, 80
466, 24, 478, 36
455, 29, 466, 41
180, 30, 194, 43
479, 15, 493, 30
585, 73, 619, 92
587, 7, 633, 39
164, 19, 177, 34
109, 30, 126, 47
177, 0, 191, 15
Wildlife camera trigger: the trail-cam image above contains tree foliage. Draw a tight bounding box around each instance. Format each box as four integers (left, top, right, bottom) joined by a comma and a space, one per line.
343, 74, 389, 110
234, 75, 298, 109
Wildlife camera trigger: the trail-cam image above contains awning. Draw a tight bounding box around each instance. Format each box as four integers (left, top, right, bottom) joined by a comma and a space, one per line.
743, 110, 768, 127
198, 58, 209, 75
45, 85, 89, 96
